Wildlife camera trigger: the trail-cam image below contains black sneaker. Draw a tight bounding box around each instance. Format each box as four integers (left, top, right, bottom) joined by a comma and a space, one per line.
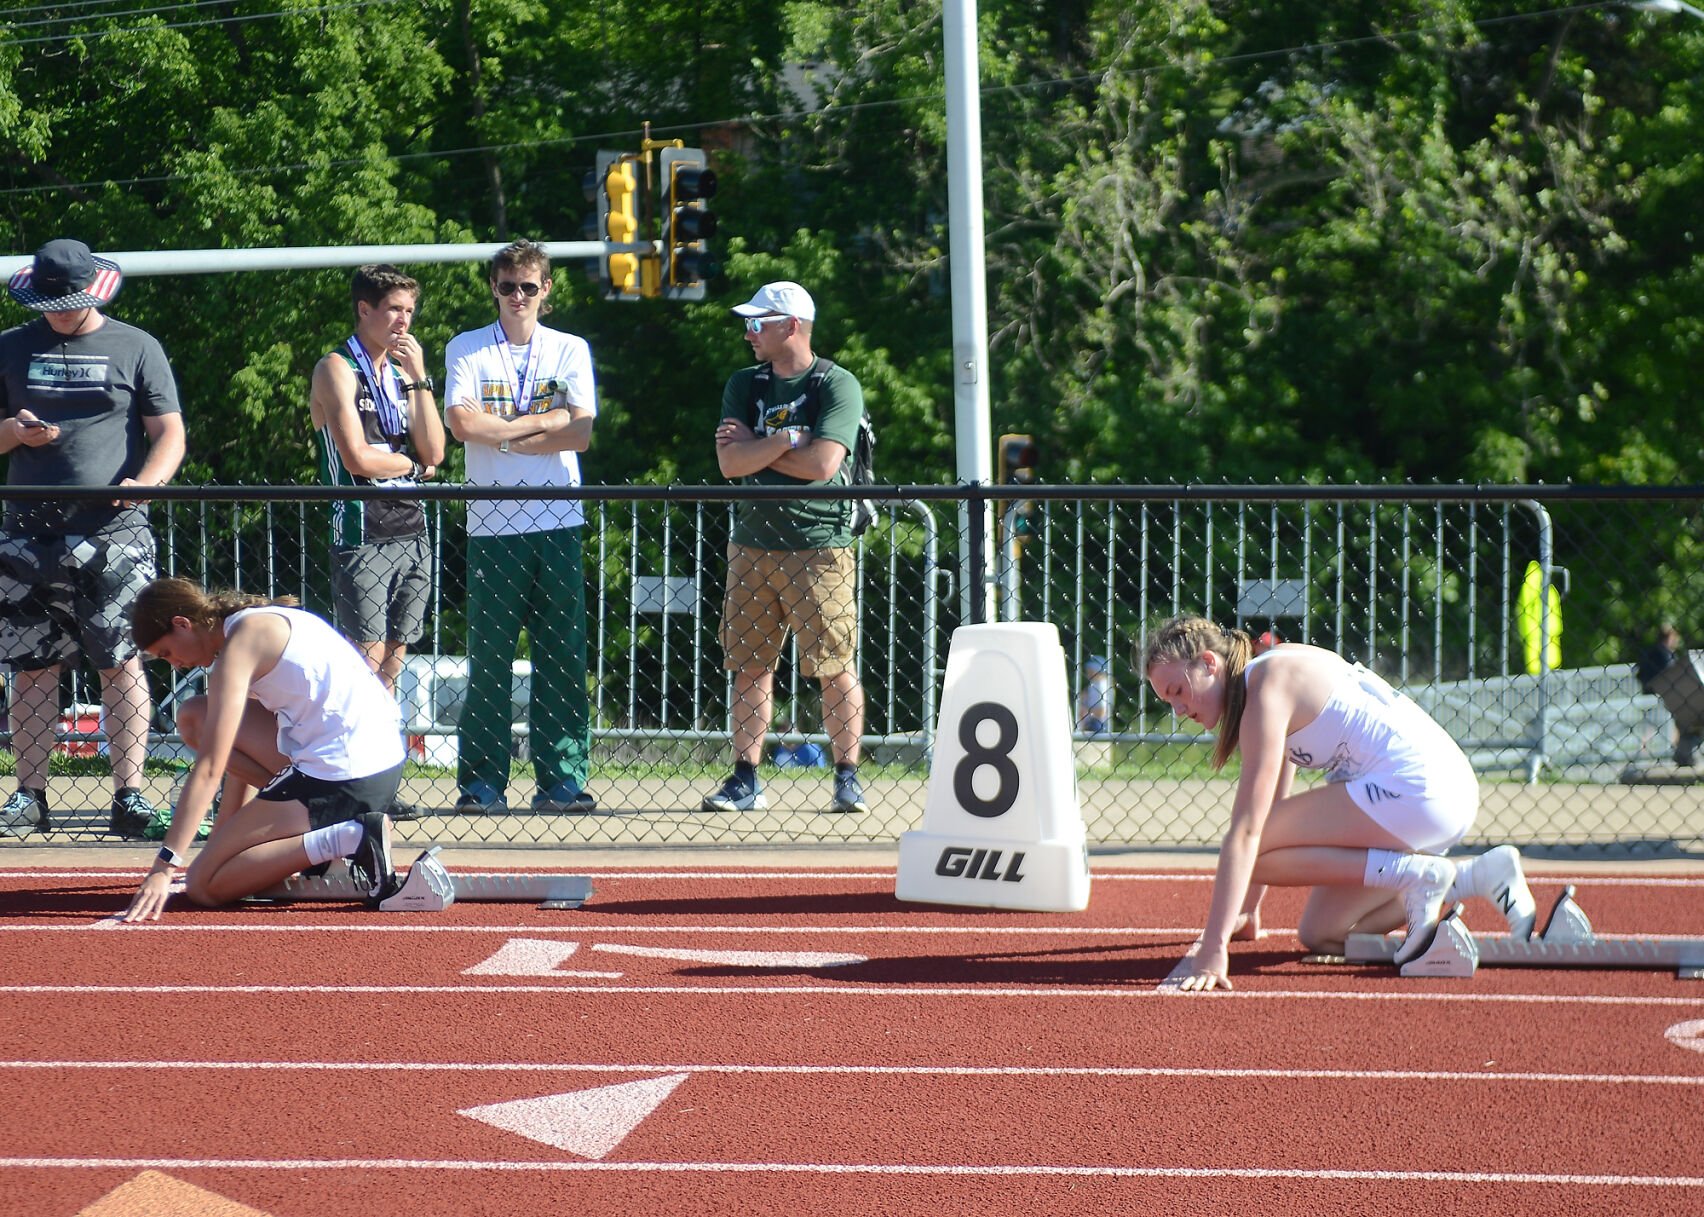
109, 789, 155, 839
388, 799, 424, 822
0, 789, 50, 838
346, 811, 397, 904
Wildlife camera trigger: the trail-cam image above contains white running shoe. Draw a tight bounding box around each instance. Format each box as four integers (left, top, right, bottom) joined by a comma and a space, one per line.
1464, 844, 1538, 940
1393, 855, 1457, 967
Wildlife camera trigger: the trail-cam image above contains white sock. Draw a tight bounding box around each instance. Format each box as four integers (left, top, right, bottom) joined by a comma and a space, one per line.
1445, 854, 1476, 901
1363, 848, 1404, 887
303, 820, 363, 866
1363, 848, 1442, 888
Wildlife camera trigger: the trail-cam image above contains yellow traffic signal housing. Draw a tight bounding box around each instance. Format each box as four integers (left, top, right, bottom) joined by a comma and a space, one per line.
605, 159, 642, 300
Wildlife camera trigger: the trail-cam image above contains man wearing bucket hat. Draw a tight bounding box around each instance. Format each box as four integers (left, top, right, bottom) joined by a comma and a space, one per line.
0, 238, 186, 840
703, 281, 870, 816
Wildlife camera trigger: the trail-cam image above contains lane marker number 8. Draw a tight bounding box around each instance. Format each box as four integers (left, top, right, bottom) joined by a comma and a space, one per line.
953, 701, 1020, 819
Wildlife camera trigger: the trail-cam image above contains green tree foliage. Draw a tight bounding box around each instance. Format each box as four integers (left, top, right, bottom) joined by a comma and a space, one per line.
1, 0, 1700, 499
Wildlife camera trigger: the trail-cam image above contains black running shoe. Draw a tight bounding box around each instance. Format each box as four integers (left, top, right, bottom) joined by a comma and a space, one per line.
109, 788, 154, 839
346, 811, 396, 903
388, 799, 424, 823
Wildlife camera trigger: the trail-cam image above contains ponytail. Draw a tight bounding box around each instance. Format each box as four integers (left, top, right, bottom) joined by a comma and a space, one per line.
1142, 615, 1255, 771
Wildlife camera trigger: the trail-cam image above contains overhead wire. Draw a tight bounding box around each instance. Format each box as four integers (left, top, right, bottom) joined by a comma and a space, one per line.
8, 0, 285, 33
0, 1, 1666, 199
1, 0, 399, 47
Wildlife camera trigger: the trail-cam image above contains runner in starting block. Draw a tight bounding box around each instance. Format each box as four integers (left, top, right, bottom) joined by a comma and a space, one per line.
1143, 616, 1537, 992
120, 578, 421, 921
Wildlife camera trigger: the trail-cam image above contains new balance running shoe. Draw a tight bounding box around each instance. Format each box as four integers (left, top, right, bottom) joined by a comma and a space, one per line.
1457, 844, 1538, 940
1392, 855, 1457, 967
701, 772, 765, 813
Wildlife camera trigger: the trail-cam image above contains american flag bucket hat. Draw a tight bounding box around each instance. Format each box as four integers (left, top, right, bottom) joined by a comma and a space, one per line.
7, 238, 123, 311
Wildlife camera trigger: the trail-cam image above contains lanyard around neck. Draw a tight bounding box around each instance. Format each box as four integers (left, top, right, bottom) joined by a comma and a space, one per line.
492, 323, 541, 414
345, 336, 405, 438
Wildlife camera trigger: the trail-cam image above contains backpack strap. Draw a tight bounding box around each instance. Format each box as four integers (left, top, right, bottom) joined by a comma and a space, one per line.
749, 362, 771, 426
802, 357, 834, 428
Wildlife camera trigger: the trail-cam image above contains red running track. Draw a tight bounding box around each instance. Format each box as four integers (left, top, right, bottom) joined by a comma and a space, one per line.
1, 865, 1702, 1216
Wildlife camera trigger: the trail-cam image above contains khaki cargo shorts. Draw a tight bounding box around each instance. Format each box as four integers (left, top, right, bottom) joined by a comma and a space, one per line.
719, 544, 857, 678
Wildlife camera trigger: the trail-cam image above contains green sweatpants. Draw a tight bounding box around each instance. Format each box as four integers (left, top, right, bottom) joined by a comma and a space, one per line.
458, 528, 590, 795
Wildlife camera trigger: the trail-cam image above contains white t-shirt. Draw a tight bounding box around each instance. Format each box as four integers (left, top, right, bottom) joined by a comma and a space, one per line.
444, 322, 597, 537
228, 606, 405, 781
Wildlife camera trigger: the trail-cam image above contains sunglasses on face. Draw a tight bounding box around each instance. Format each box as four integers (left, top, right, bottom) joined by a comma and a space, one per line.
744, 315, 789, 334
496, 281, 542, 298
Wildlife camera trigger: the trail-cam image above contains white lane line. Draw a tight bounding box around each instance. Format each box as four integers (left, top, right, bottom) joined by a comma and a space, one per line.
0, 924, 1238, 934
6, 913, 1697, 940
0, 982, 1699, 1006
4, 1059, 1701, 1086
4, 869, 1702, 885
0, 870, 901, 882
0, 1157, 1699, 1185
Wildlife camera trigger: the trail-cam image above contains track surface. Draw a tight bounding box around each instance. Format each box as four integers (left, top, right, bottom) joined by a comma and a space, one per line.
3, 865, 1702, 1216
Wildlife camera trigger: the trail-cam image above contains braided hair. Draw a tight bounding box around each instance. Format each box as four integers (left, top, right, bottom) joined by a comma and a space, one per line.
1142, 615, 1256, 771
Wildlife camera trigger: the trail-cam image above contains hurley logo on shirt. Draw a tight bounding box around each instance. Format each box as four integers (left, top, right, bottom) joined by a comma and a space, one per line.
28, 356, 110, 388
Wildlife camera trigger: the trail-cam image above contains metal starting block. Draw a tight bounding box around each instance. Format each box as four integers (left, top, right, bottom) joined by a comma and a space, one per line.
1345, 886, 1704, 980
251, 847, 594, 911
1397, 904, 1480, 978
379, 848, 457, 912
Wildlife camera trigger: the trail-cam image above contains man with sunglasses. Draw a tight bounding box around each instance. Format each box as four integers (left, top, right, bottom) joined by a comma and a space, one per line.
703, 281, 869, 816
443, 240, 597, 816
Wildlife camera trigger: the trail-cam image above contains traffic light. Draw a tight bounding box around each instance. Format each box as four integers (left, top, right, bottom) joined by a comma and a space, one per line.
592, 151, 643, 301
997, 433, 1039, 542
998, 433, 1038, 486
658, 146, 718, 301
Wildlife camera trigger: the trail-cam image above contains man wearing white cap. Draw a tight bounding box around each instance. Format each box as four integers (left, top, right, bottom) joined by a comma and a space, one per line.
704, 281, 869, 815
0, 238, 186, 840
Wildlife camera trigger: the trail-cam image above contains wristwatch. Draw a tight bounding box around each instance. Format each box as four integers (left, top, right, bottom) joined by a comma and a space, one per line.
157, 845, 185, 869
498, 439, 510, 454
405, 377, 434, 393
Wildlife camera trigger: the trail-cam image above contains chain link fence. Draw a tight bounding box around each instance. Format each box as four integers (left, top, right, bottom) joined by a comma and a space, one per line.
6, 485, 1702, 856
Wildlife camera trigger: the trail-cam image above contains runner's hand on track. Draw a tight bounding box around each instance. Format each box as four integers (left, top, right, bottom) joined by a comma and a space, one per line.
122, 872, 173, 922
1167, 944, 1232, 993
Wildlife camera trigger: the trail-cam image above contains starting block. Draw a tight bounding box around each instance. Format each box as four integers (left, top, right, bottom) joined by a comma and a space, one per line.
1346, 886, 1704, 980
252, 847, 594, 911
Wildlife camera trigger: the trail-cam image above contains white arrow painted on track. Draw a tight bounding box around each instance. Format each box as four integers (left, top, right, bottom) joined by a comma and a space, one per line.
463, 938, 623, 978
1666, 1019, 1704, 1054
592, 942, 867, 968
458, 1074, 689, 1159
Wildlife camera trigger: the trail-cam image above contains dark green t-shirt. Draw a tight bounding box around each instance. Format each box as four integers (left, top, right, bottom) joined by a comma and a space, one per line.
721, 359, 866, 550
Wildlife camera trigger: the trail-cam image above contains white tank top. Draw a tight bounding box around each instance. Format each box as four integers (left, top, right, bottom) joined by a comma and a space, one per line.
1247, 651, 1436, 785
228, 605, 404, 781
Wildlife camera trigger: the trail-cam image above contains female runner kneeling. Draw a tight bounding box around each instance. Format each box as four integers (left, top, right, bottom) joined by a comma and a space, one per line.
1145, 616, 1536, 992
121, 577, 406, 921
